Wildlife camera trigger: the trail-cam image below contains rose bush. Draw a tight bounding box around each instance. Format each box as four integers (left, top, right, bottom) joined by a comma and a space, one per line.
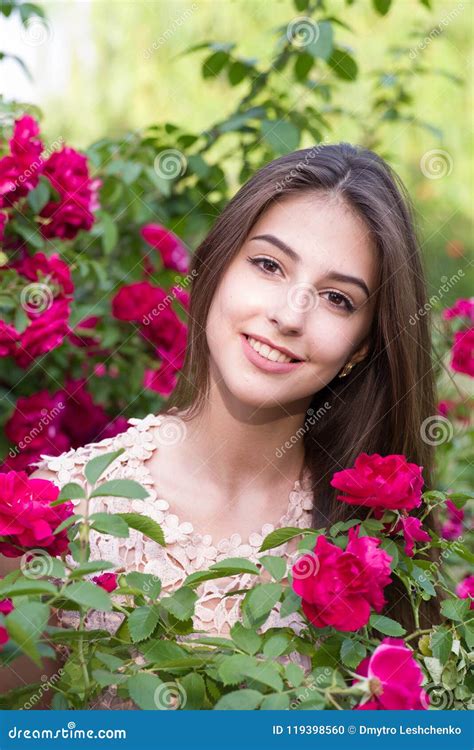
0, 0, 472, 712
0, 449, 472, 711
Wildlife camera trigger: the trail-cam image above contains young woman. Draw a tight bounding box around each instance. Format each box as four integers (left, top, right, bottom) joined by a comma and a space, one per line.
6, 142, 441, 706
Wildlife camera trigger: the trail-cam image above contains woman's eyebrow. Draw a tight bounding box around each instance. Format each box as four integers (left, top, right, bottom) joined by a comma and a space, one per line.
249, 233, 370, 298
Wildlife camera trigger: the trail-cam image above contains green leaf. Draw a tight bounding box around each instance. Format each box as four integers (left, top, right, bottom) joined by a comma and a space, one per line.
340, 639, 366, 669
126, 572, 161, 599
260, 693, 290, 710
179, 673, 206, 710
138, 640, 186, 664
227, 60, 249, 86
127, 673, 163, 710
261, 120, 300, 155
214, 688, 262, 710
263, 633, 289, 658
94, 651, 125, 670
92, 669, 128, 687
373, 0, 392, 14
230, 622, 262, 655
68, 561, 116, 579
53, 514, 82, 534
90, 479, 149, 500
27, 177, 50, 214
98, 211, 118, 254
128, 605, 160, 643
369, 614, 406, 636
242, 583, 282, 627
441, 598, 470, 622
117, 513, 165, 546
64, 581, 112, 611
0, 579, 57, 598
258, 555, 286, 581
210, 558, 259, 575
328, 48, 358, 80
202, 50, 229, 78
160, 587, 197, 621
380, 538, 399, 570
412, 564, 436, 596
53, 482, 86, 503
84, 448, 125, 486
307, 20, 334, 60
285, 662, 305, 687
279, 587, 301, 618
259, 526, 304, 552
218, 654, 283, 691
89, 512, 129, 538
6, 602, 50, 666
430, 628, 453, 665
294, 52, 314, 82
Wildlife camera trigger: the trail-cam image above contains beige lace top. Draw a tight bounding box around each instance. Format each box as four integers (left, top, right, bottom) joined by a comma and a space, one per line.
33, 412, 315, 708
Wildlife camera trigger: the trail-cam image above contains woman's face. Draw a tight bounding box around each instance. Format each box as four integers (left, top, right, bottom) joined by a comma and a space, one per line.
206, 192, 379, 412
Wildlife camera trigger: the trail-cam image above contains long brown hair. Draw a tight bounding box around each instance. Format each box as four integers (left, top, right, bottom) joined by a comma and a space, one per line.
165, 143, 441, 630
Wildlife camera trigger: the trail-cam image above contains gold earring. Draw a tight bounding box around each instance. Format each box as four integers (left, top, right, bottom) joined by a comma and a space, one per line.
338, 362, 354, 378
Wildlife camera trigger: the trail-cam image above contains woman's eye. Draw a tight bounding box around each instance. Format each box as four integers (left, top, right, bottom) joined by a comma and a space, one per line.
322, 291, 355, 313
248, 257, 282, 275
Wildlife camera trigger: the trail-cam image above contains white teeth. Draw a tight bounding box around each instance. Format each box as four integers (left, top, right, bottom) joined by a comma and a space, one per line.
247, 336, 293, 363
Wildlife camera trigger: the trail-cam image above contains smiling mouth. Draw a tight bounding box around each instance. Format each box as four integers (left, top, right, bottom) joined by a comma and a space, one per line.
243, 334, 302, 363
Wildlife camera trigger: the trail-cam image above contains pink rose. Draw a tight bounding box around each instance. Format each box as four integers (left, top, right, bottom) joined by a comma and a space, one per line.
3, 390, 68, 471
39, 147, 101, 240
0, 116, 43, 207
141, 223, 190, 273
353, 638, 429, 710
456, 575, 474, 609
68, 315, 101, 349
0, 470, 73, 557
16, 299, 71, 367
441, 498, 465, 540
0, 211, 7, 241
291, 528, 392, 632
142, 313, 187, 371
0, 625, 9, 650
112, 281, 167, 322
0, 598, 14, 615
143, 362, 178, 396
399, 516, 431, 557
0, 321, 19, 357
442, 298, 474, 323
13, 252, 74, 296
92, 573, 118, 593
330, 453, 424, 512
171, 285, 190, 311
451, 327, 474, 377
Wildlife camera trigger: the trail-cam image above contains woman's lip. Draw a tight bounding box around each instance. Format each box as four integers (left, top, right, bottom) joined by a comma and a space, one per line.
240, 334, 305, 374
